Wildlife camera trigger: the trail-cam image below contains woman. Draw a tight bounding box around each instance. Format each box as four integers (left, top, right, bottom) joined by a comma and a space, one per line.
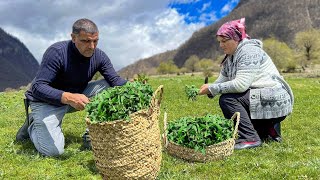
199, 18, 294, 150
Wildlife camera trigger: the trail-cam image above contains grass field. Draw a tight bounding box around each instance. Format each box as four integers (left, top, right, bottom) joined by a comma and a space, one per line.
0, 74, 319, 179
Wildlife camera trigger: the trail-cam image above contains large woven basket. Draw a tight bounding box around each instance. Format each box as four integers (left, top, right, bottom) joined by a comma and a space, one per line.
86, 85, 163, 180
163, 112, 240, 162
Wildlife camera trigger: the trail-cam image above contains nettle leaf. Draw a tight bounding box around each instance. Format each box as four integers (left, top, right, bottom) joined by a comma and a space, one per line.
185, 85, 199, 101
86, 81, 153, 123
167, 114, 234, 154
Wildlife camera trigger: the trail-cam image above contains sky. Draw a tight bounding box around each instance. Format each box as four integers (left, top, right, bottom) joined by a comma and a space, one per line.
0, 0, 239, 70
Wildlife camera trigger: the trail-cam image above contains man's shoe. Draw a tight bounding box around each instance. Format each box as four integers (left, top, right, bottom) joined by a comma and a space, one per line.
234, 141, 262, 150
15, 118, 30, 141
82, 130, 92, 150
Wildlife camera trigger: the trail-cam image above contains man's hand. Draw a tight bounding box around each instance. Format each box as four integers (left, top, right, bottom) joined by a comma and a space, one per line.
61, 92, 89, 110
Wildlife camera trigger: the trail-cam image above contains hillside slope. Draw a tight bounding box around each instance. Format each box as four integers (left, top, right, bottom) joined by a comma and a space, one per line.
119, 0, 320, 77
0, 28, 39, 91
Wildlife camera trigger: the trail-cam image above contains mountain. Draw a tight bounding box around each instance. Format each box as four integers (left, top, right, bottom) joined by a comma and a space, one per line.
118, 0, 320, 77
0, 28, 39, 91
119, 50, 177, 79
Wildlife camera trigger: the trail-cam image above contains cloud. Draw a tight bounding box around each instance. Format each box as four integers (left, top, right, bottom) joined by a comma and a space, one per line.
0, 0, 206, 70
100, 8, 204, 69
199, 12, 218, 24
200, 2, 212, 12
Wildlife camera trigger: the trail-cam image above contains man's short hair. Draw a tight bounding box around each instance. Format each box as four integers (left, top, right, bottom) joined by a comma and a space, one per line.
72, 18, 99, 34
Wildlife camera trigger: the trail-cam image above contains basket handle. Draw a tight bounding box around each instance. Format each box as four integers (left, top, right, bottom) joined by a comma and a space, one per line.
151, 85, 164, 108
148, 85, 164, 115
230, 112, 240, 139
162, 112, 168, 148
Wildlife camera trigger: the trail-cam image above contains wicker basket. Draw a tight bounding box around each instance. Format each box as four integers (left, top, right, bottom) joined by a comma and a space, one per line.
163, 112, 240, 162
86, 85, 163, 180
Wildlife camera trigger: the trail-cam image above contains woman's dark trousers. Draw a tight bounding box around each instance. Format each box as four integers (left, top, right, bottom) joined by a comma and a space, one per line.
219, 90, 284, 143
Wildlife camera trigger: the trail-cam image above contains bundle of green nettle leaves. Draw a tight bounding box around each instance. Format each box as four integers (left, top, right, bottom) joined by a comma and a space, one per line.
167, 114, 234, 154
86, 81, 153, 123
185, 85, 199, 101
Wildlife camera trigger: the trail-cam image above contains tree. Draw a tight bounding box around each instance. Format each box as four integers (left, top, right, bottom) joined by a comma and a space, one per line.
183, 55, 200, 73
263, 38, 296, 72
196, 59, 214, 70
294, 29, 320, 67
196, 58, 215, 77
157, 60, 179, 74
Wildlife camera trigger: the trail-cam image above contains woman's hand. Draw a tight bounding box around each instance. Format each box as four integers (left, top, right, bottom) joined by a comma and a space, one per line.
198, 84, 210, 95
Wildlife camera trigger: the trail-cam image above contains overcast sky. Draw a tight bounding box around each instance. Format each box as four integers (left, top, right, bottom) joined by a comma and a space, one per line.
0, 0, 239, 70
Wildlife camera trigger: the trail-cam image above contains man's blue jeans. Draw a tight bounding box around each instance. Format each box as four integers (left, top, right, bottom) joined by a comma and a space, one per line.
27, 79, 109, 156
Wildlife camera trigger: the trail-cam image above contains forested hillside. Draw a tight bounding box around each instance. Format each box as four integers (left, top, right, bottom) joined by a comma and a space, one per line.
119, 0, 320, 77
0, 28, 39, 91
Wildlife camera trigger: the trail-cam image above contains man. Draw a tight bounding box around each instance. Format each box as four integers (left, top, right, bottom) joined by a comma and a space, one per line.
16, 18, 127, 156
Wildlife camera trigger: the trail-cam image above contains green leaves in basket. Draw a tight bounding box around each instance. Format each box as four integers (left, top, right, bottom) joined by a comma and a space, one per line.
167, 114, 234, 154
185, 85, 199, 101
85, 81, 153, 123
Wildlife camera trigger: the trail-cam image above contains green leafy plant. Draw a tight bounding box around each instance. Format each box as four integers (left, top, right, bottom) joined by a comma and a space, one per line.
185, 85, 199, 101
86, 81, 153, 123
167, 114, 234, 154
134, 73, 149, 83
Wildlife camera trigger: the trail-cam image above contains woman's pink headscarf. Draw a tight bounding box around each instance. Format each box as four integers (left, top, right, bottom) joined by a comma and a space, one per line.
216, 18, 249, 42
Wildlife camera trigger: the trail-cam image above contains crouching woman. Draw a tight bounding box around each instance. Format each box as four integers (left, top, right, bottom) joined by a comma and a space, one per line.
199, 18, 294, 150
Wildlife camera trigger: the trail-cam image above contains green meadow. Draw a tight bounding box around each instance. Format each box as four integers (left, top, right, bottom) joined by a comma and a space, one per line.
0, 74, 319, 179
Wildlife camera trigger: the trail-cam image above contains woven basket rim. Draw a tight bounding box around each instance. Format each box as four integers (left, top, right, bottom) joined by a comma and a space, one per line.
86, 109, 148, 126
167, 137, 235, 150
86, 85, 164, 126
165, 138, 235, 162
